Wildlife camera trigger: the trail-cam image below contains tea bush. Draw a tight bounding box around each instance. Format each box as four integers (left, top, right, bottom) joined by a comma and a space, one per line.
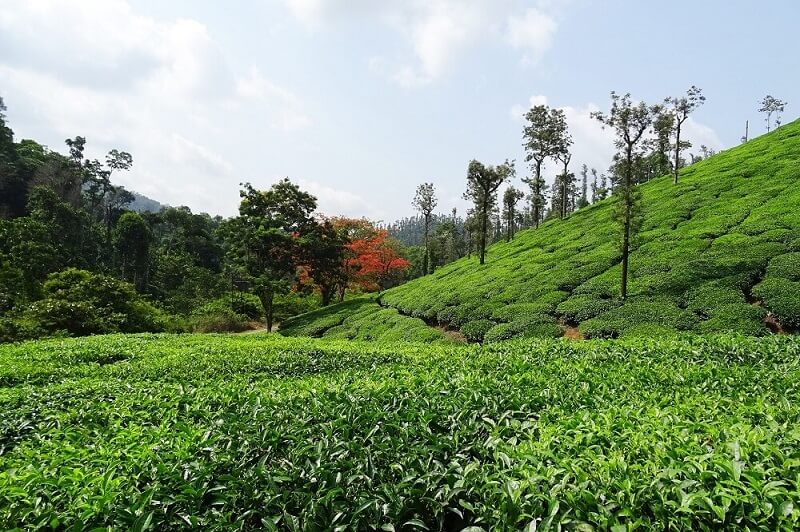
1, 333, 800, 528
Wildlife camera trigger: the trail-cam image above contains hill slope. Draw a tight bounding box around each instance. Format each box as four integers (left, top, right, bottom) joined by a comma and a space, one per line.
282, 120, 800, 341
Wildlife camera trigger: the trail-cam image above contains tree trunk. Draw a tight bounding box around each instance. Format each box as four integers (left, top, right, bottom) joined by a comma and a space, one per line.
259, 291, 274, 332
673, 120, 682, 185
337, 284, 346, 303
479, 200, 487, 265
534, 160, 542, 228
423, 215, 429, 275
622, 145, 633, 300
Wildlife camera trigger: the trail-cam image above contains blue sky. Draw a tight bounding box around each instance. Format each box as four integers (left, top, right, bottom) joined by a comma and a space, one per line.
0, 0, 796, 221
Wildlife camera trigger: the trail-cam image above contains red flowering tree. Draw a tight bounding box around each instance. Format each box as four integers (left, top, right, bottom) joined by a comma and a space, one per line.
330, 217, 410, 300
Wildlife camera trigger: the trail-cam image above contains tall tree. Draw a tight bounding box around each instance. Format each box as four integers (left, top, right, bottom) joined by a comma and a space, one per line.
113, 212, 152, 292
648, 110, 674, 179
522, 106, 568, 228
463, 159, 514, 264
665, 86, 705, 184
592, 92, 659, 300
577, 164, 589, 209
411, 182, 437, 275
298, 219, 347, 306
759, 95, 787, 132
555, 150, 573, 219
227, 179, 317, 331
503, 186, 524, 241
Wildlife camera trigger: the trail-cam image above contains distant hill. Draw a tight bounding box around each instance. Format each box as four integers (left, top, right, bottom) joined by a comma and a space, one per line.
282, 120, 800, 342
128, 191, 166, 213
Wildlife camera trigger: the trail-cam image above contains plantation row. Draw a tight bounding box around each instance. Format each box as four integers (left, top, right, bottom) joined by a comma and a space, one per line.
1, 333, 799, 529
284, 120, 800, 343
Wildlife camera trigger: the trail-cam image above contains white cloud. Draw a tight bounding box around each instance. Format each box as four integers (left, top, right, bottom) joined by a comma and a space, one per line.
0, 0, 311, 216
506, 8, 558, 64
234, 67, 312, 131
297, 179, 381, 219
285, 0, 560, 87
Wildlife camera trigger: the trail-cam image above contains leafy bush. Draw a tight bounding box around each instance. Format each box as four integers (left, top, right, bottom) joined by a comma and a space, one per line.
190, 309, 251, 333
753, 277, 800, 328
461, 319, 495, 342
196, 293, 263, 321
556, 295, 621, 323
24, 269, 167, 337
767, 252, 800, 281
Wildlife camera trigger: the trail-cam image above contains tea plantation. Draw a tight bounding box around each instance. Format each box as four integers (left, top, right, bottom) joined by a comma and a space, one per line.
2, 333, 800, 529
282, 120, 800, 342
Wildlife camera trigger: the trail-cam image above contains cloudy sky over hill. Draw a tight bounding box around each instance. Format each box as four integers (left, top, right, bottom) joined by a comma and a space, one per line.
0, 0, 796, 221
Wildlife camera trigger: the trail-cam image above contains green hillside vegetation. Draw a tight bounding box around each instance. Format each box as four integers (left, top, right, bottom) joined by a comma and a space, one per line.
278, 296, 452, 343
1, 333, 799, 529
282, 120, 800, 342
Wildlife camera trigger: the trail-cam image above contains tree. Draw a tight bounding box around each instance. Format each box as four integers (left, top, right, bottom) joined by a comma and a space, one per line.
648, 110, 674, 179
555, 150, 573, 219
759, 95, 787, 133
345, 230, 410, 291
298, 219, 347, 306
503, 186, 524, 241
227, 179, 317, 331
665, 86, 704, 184
522, 106, 568, 228
412, 182, 437, 275
592, 92, 659, 300
577, 164, 589, 209
113, 212, 152, 292
0, 96, 25, 219
463, 159, 514, 265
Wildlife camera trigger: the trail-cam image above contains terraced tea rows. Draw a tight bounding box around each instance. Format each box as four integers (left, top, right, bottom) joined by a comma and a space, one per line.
282, 121, 800, 343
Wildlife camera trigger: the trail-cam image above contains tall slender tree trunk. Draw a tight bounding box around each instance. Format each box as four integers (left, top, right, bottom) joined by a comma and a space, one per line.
534, 160, 543, 228
423, 215, 429, 275
260, 291, 274, 332
621, 146, 633, 300
479, 199, 487, 265
673, 120, 682, 184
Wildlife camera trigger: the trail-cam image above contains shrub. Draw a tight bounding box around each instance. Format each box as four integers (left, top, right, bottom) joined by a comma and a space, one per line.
752, 277, 800, 328
580, 297, 699, 339
461, 319, 495, 342
190, 309, 251, 333
197, 293, 263, 321
698, 304, 768, 336
766, 252, 800, 281
556, 296, 621, 323
25, 269, 167, 337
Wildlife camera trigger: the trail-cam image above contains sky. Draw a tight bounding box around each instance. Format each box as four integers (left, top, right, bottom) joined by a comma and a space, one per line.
0, 0, 797, 222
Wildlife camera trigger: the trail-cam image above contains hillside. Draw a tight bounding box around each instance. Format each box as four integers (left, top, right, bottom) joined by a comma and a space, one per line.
2, 333, 800, 528
282, 120, 800, 341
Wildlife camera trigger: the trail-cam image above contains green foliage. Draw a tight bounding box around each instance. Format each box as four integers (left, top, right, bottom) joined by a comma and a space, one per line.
460, 319, 494, 342
753, 277, 800, 328
23, 269, 167, 337
580, 297, 699, 339
197, 293, 263, 321
767, 252, 800, 282
280, 297, 452, 343
2, 334, 800, 528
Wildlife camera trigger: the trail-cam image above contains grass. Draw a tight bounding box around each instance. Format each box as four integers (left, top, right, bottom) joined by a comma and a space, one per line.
2, 333, 800, 529
283, 120, 800, 341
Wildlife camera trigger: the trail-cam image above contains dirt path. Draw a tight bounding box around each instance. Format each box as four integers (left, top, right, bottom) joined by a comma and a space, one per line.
563, 325, 583, 340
